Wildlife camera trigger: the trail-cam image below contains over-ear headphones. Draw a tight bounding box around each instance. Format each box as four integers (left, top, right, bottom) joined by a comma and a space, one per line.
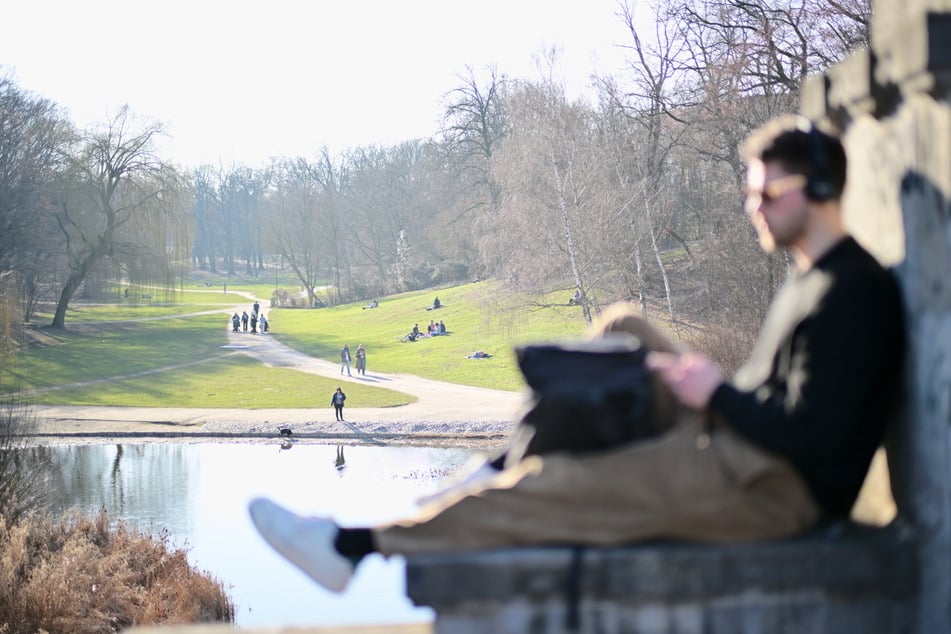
803, 120, 835, 202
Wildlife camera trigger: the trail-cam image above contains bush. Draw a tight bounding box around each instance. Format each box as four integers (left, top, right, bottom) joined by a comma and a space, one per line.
0, 396, 48, 523
0, 510, 235, 633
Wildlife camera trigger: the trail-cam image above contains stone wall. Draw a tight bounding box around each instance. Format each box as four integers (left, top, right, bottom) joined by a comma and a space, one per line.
802, 4, 951, 632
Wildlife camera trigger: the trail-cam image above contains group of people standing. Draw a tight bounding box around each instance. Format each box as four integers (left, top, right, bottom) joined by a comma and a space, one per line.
231, 301, 269, 334
339, 343, 367, 376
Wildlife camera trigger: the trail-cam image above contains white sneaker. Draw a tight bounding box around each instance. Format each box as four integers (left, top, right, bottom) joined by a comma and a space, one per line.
248, 497, 354, 593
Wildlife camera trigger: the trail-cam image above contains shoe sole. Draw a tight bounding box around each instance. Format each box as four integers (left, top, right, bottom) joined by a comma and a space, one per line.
248, 498, 353, 593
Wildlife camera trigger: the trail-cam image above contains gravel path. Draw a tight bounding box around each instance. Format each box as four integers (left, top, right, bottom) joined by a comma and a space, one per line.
29, 302, 525, 447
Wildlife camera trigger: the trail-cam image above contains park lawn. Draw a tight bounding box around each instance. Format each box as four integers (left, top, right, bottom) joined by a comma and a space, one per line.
270, 281, 591, 392
6, 278, 637, 406
35, 354, 413, 408
2, 313, 413, 408
32, 304, 229, 324
29, 290, 241, 325
185, 269, 320, 303
3, 315, 228, 390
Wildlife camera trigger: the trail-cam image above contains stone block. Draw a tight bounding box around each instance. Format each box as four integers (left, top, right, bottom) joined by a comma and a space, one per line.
406, 522, 916, 634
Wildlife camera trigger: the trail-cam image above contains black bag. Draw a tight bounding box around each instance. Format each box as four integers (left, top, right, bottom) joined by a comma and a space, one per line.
499, 334, 663, 468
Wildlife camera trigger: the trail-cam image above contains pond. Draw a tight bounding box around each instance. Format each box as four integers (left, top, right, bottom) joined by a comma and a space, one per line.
28, 441, 480, 628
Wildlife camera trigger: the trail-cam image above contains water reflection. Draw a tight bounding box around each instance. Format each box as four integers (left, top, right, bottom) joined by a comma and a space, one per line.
27, 442, 476, 628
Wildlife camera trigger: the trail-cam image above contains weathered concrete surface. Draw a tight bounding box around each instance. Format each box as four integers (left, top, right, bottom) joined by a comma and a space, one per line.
405, 522, 916, 634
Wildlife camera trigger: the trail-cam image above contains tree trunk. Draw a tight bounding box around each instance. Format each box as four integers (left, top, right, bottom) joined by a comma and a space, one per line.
51, 255, 100, 329
632, 232, 647, 315
644, 198, 674, 322
547, 140, 592, 327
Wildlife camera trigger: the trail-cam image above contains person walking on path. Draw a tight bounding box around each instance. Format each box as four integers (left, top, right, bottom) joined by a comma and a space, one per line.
241, 311, 249, 332
355, 344, 367, 375
340, 344, 351, 376
248, 115, 906, 595
330, 387, 347, 421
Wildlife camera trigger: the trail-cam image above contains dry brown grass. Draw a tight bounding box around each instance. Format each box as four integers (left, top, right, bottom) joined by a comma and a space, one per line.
0, 510, 234, 633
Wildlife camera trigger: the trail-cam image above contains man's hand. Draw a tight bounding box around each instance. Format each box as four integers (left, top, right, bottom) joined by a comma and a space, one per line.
646, 351, 724, 410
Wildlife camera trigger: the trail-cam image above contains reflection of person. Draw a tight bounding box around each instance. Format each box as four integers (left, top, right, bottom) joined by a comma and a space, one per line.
339, 344, 351, 376
355, 344, 366, 375
335, 445, 346, 471
249, 116, 906, 595
330, 387, 347, 421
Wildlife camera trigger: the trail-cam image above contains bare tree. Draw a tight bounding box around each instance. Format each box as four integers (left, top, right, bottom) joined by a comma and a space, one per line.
189, 165, 222, 272
440, 66, 509, 215
50, 107, 175, 329
262, 159, 327, 307
607, 3, 693, 322
310, 148, 349, 303
487, 78, 613, 326
342, 141, 449, 295
217, 165, 267, 277
0, 75, 71, 344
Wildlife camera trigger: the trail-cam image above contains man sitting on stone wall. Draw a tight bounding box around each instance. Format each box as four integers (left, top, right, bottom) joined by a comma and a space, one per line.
248, 115, 906, 594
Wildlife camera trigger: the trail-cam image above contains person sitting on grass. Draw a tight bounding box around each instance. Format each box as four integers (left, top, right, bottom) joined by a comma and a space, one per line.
248, 116, 905, 596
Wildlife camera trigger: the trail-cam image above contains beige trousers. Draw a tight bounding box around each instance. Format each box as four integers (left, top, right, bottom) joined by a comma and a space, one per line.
374, 304, 820, 556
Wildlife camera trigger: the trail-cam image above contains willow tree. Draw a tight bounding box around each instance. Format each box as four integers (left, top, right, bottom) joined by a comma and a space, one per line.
0, 76, 71, 347
50, 107, 176, 329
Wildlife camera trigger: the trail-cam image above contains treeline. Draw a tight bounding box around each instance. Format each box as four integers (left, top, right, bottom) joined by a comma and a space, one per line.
0, 0, 869, 368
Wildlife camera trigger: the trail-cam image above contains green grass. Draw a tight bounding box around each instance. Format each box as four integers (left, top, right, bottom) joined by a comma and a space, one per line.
5, 316, 228, 390
4, 309, 410, 408
37, 355, 412, 408
270, 281, 590, 391
185, 268, 320, 303
4, 278, 595, 406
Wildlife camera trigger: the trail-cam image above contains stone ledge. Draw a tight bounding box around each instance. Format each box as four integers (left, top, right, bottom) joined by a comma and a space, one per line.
405, 521, 916, 634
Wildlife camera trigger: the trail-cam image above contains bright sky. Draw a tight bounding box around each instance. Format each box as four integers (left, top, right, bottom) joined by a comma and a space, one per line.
1, 0, 636, 169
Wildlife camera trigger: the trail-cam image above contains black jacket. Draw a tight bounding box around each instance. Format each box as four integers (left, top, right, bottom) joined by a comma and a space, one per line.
710, 238, 905, 517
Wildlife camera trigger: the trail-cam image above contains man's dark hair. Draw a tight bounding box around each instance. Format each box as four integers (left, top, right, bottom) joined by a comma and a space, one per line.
741, 115, 847, 201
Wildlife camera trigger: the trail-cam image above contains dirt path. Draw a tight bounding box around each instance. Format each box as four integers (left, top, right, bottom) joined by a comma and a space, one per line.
30, 297, 524, 447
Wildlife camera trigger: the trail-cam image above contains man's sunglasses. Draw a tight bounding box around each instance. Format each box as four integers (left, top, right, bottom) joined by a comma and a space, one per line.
746, 174, 808, 205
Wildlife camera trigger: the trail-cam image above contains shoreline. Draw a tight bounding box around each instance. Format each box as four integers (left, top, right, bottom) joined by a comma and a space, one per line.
23, 405, 516, 451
